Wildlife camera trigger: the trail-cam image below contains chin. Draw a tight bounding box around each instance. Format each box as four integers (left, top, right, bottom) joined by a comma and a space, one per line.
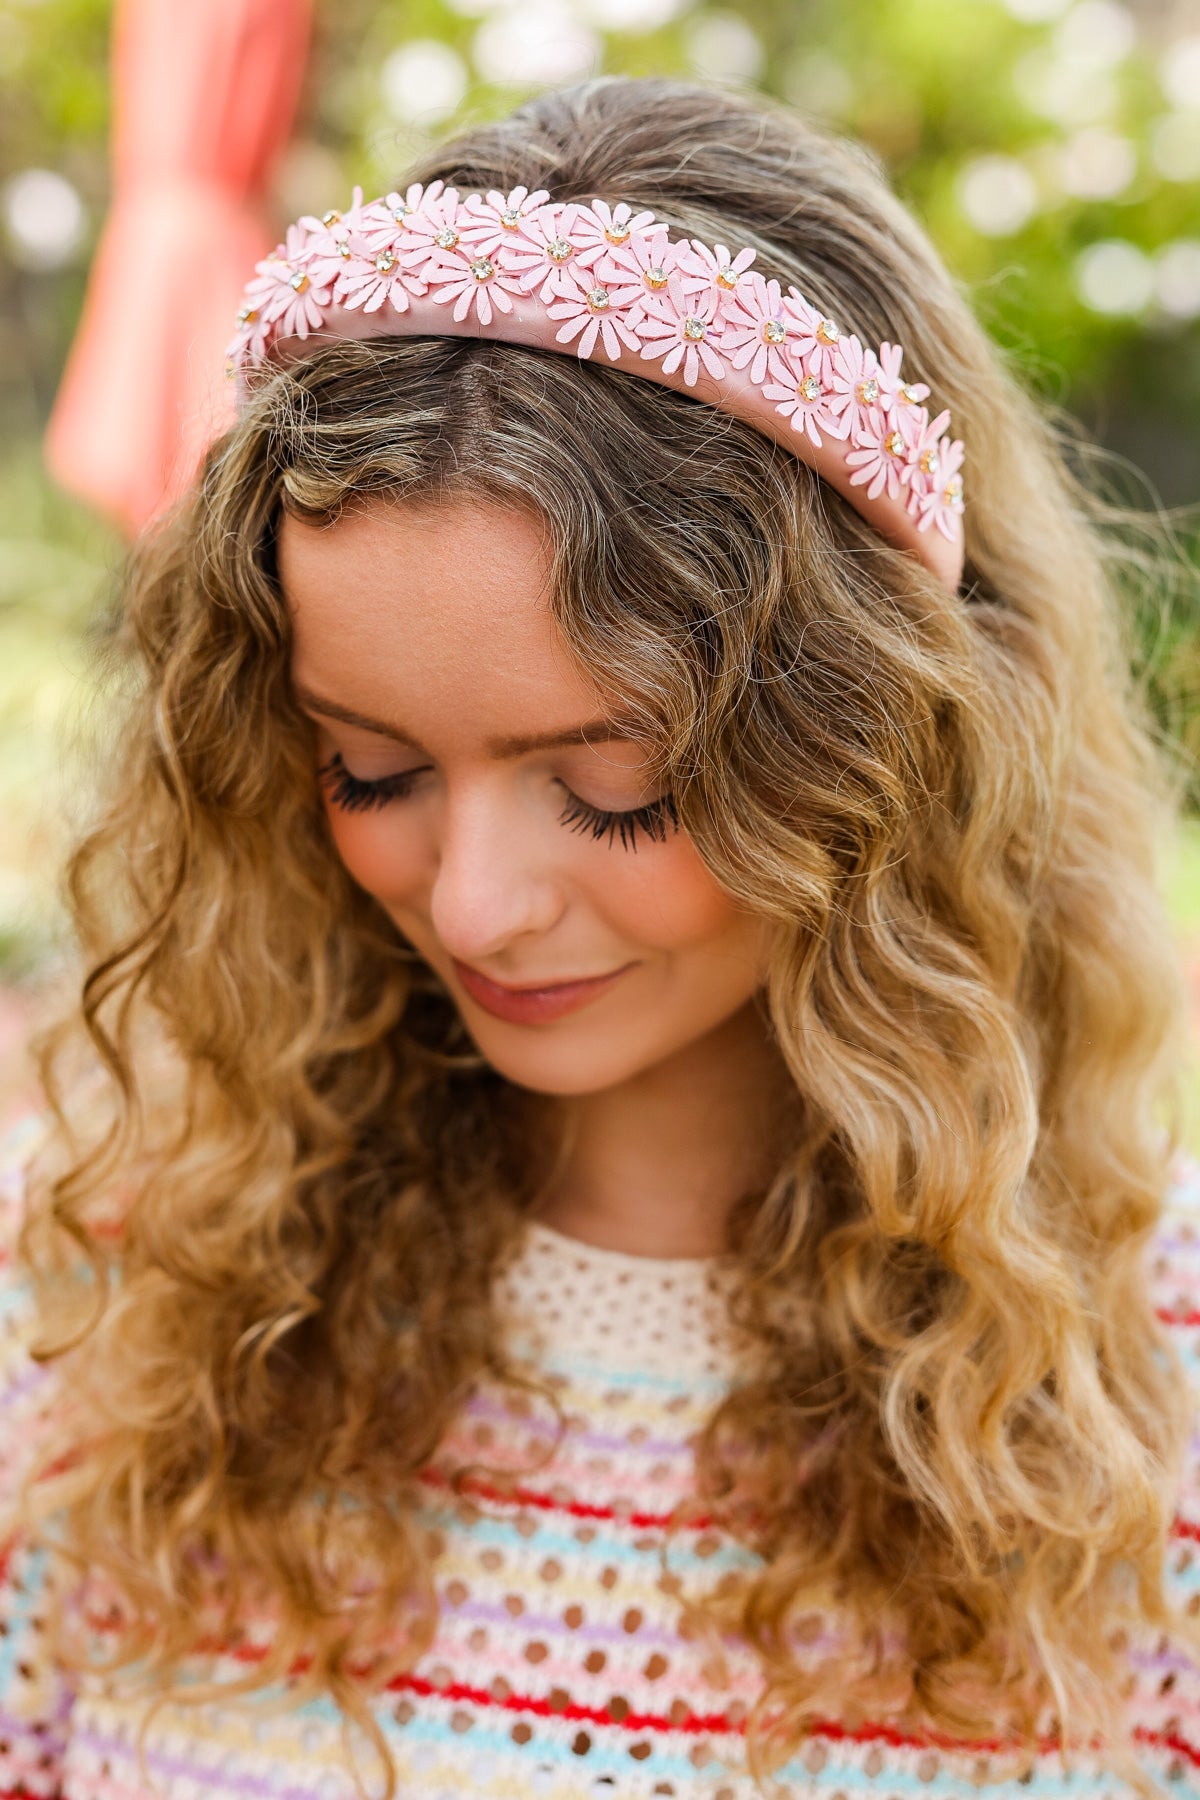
462, 1017, 667, 1097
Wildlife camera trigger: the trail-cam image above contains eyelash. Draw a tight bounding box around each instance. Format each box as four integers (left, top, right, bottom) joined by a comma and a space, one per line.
317, 753, 679, 851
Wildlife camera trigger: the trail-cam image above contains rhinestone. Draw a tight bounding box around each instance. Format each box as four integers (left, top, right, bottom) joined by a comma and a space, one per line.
470, 257, 495, 282
391, 203, 410, 225
547, 237, 574, 263
716, 266, 740, 289
435, 227, 459, 250
945, 476, 964, 503
236, 305, 258, 324
374, 251, 396, 273
289, 271, 310, 292
643, 266, 668, 289
321, 209, 341, 227
857, 377, 879, 404
763, 319, 786, 344
920, 447, 940, 475
798, 375, 820, 402
816, 318, 840, 345
338, 241, 351, 258
899, 383, 921, 404
683, 316, 706, 341
604, 222, 631, 244
501, 208, 522, 228
586, 286, 610, 312
885, 430, 906, 457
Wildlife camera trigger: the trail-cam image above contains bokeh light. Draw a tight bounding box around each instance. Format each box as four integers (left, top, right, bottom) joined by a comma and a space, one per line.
472, 1, 601, 85
957, 153, 1039, 236
381, 41, 469, 124
2, 167, 84, 270
682, 12, 764, 85
1074, 238, 1154, 315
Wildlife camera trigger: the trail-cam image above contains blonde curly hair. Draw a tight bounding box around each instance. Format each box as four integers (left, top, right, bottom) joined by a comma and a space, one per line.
13, 73, 1200, 1800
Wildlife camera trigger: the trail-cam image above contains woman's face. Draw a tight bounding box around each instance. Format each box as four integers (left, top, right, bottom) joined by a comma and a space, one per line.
281, 494, 772, 1096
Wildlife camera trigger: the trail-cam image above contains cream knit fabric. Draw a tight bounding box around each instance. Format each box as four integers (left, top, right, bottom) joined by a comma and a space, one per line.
3, 1132, 1200, 1798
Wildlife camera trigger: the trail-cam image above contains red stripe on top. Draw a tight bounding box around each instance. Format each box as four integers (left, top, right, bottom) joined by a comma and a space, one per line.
387, 1669, 1200, 1768
416, 1463, 713, 1532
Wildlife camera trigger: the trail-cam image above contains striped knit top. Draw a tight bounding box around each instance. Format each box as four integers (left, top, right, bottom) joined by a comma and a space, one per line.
3, 1120, 1200, 1800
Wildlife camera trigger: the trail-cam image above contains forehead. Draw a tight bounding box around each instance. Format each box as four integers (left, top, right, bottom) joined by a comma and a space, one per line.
280, 494, 607, 726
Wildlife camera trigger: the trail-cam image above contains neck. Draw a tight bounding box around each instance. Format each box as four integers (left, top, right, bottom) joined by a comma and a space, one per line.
533, 1002, 792, 1258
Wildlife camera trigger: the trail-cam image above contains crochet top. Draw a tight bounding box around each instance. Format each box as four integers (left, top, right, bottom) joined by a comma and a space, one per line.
3, 1118, 1200, 1800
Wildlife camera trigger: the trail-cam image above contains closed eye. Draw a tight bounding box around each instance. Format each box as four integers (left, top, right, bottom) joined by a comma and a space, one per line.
318, 753, 425, 812
318, 752, 680, 850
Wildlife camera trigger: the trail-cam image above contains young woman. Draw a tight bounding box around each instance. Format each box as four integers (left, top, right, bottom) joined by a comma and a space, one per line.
3, 73, 1200, 1800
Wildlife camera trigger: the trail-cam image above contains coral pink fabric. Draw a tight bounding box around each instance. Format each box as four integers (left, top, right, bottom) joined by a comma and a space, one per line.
44, 0, 313, 537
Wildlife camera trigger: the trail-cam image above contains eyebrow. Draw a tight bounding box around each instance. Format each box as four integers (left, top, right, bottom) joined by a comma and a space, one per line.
292, 685, 643, 759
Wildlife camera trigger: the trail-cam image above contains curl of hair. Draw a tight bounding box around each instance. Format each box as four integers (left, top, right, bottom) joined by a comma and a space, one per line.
12, 75, 1200, 1800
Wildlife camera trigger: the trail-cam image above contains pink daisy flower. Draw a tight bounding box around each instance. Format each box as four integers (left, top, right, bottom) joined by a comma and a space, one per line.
546, 268, 643, 361
499, 201, 589, 302
459, 185, 552, 258
678, 239, 756, 318
335, 238, 430, 316
720, 274, 791, 384
425, 244, 527, 326
636, 276, 728, 387
396, 184, 465, 271
844, 400, 931, 501
240, 224, 332, 344
875, 340, 930, 414
825, 333, 885, 441
909, 434, 966, 540
598, 224, 691, 324
568, 198, 658, 270
298, 185, 375, 288
779, 287, 843, 382
762, 346, 848, 449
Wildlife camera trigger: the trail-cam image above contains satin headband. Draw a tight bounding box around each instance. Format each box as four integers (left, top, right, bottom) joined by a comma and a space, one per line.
226, 183, 967, 593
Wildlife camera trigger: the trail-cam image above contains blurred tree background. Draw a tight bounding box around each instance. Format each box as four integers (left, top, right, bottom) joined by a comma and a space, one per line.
0, 0, 1197, 1034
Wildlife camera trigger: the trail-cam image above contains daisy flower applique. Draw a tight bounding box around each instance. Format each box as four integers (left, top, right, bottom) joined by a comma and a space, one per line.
762, 344, 847, 449
825, 333, 886, 442
568, 199, 658, 270
546, 266, 643, 361
636, 275, 729, 387
231, 223, 331, 359
499, 201, 593, 303
330, 190, 435, 318
903, 412, 964, 540
459, 186, 552, 258
875, 341, 930, 415
780, 288, 844, 382
394, 183, 465, 275
678, 239, 757, 321
298, 186, 375, 289
720, 274, 791, 384
598, 224, 690, 326
424, 237, 528, 326
844, 397, 933, 501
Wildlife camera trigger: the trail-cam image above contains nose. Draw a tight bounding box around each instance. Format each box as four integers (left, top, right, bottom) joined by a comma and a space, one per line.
428, 779, 567, 963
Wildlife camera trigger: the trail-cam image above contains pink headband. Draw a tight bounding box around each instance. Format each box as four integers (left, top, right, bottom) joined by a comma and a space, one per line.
226, 183, 966, 593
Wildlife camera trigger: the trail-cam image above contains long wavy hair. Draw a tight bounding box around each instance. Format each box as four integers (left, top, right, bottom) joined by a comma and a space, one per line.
13, 73, 1200, 1799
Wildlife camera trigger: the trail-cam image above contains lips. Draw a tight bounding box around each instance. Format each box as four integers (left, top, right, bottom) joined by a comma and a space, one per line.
451, 957, 634, 1025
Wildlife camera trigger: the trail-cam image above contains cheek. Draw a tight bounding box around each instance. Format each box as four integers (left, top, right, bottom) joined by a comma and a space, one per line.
324, 804, 428, 905
587, 836, 751, 954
